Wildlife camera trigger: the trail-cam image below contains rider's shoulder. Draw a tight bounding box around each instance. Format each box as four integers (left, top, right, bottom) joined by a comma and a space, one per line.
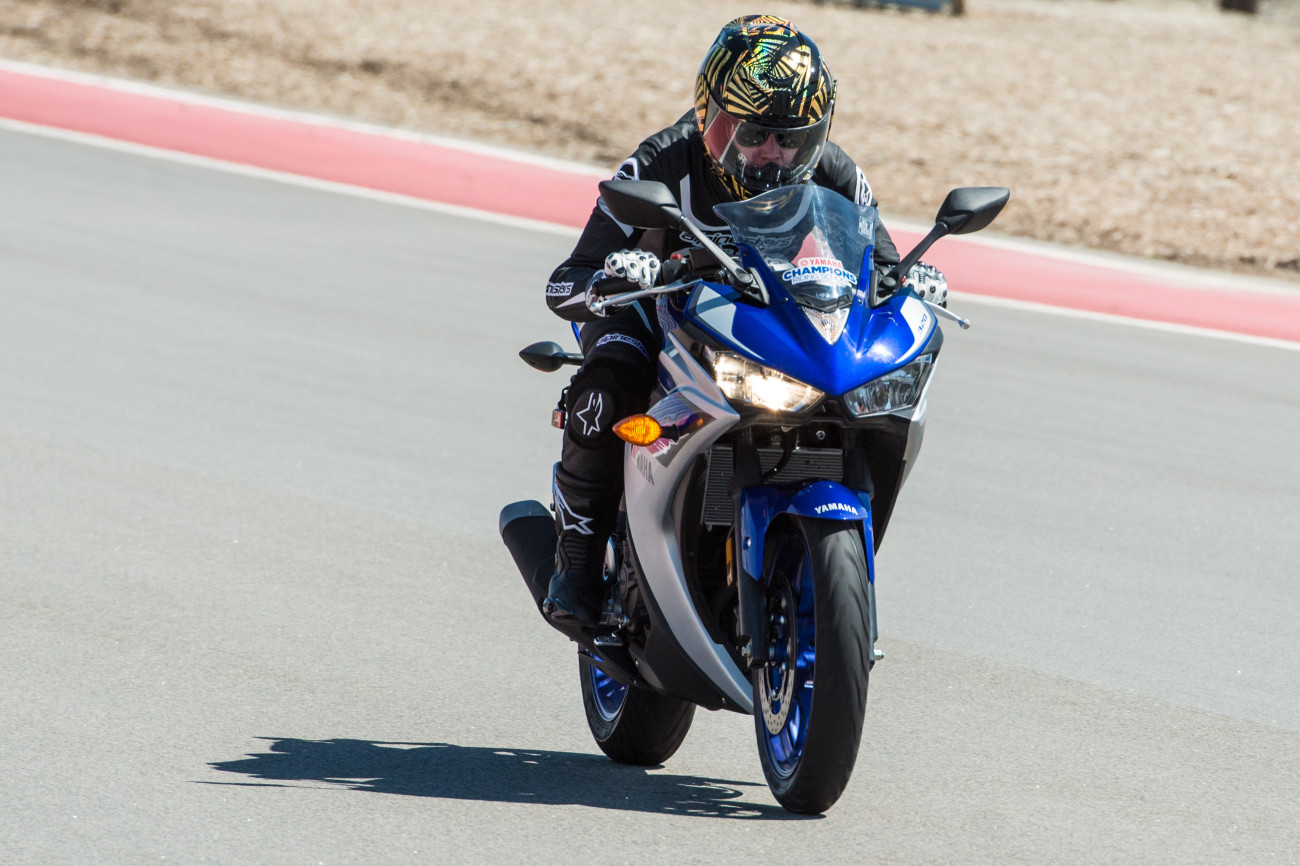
812, 140, 856, 185
615, 112, 700, 181
814, 142, 876, 207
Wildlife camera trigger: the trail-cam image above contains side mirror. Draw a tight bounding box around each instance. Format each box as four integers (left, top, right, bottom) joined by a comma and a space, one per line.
519, 341, 583, 373
879, 186, 1011, 305
596, 179, 756, 290
935, 187, 1010, 236
597, 179, 685, 230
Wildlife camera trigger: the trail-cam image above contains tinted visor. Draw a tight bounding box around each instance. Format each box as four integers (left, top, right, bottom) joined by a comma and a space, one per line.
702, 96, 830, 194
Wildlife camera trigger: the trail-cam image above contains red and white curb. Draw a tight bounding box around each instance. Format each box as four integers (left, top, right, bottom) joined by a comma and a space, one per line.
3, 58, 1296, 350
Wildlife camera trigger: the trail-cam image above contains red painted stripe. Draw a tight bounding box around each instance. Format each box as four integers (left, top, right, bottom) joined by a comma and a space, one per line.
3, 64, 1298, 343
0, 66, 599, 228
917, 237, 1300, 344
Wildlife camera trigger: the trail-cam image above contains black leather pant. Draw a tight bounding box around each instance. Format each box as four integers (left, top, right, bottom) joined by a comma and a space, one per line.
555, 301, 661, 517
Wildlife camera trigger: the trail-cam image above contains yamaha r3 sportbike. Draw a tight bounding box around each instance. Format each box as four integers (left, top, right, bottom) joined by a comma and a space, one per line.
501, 178, 1008, 813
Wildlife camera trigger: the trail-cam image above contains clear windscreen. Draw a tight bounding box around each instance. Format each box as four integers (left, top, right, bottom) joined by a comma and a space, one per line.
713, 185, 877, 312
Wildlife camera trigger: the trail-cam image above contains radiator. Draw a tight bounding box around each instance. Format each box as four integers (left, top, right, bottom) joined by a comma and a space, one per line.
701, 444, 844, 526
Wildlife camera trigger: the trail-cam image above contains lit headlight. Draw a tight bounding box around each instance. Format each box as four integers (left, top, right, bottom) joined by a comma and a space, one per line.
843, 354, 934, 417
710, 351, 823, 413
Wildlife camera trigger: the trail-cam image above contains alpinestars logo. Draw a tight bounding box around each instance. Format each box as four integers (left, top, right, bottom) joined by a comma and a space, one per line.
594, 332, 649, 360
553, 477, 594, 535
575, 391, 605, 436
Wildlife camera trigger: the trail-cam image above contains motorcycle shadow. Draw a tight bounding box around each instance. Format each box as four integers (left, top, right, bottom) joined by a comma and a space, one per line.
205, 738, 817, 821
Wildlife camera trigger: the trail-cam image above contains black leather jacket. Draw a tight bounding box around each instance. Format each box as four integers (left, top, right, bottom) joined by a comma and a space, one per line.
546, 112, 901, 323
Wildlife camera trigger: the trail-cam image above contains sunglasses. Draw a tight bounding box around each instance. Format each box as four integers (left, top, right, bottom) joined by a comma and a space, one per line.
734, 125, 811, 150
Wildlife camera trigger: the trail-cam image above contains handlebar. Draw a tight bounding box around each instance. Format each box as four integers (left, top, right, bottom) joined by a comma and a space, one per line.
591, 276, 968, 328
588, 278, 700, 315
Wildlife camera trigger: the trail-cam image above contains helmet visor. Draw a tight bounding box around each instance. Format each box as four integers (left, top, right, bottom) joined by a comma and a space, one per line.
702, 96, 831, 194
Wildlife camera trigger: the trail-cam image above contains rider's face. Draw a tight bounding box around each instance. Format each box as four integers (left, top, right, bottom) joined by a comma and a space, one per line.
704, 106, 805, 170
735, 133, 798, 168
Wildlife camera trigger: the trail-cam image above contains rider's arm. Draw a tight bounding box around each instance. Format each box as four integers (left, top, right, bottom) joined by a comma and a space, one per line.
546, 137, 686, 322
545, 209, 648, 323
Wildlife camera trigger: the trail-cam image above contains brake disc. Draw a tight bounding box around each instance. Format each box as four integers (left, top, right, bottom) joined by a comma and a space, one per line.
759, 573, 798, 736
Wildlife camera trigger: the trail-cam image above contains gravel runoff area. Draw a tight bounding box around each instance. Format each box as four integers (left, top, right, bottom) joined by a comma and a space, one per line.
3, 0, 1298, 283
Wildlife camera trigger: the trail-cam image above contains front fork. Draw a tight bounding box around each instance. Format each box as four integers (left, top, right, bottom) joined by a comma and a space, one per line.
731, 428, 768, 669
730, 428, 879, 670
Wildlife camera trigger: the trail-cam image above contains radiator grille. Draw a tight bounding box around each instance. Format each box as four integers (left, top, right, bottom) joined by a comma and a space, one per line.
701, 444, 844, 526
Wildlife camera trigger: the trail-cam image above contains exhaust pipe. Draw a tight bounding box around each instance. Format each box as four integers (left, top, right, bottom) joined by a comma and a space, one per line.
500, 500, 648, 688
499, 500, 556, 611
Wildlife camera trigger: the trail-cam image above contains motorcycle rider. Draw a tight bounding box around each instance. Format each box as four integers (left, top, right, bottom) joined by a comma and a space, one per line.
542, 14, 946, 623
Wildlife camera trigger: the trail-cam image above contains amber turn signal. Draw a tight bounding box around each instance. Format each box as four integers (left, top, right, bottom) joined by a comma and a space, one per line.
613, 414, 663, 446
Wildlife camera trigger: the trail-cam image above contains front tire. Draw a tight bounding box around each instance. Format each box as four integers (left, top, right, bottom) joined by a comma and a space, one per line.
579, 652, 695, 766
753, 517, 871, 814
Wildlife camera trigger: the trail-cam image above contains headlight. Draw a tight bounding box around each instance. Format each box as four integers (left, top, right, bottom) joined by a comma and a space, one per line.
710, 351, 823, 413
843, 354, 934, 417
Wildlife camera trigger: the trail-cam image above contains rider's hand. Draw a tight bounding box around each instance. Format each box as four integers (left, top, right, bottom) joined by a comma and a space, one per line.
603, 249, 661, 290
586, 249, 661, 316
904, 262, 948, 308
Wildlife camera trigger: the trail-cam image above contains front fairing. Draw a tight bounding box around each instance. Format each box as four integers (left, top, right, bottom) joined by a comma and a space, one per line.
669, 184, 939, 398
678, 268, 938, 399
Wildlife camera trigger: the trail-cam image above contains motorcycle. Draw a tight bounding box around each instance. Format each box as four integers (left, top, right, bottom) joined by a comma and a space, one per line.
500, 178, 1009, 813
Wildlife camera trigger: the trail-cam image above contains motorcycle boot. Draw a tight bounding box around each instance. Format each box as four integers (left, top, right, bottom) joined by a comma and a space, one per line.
544, 464, 617, 625
543, 329, 653, 626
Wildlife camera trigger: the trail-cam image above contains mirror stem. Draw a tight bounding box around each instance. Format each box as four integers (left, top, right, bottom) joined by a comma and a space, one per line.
676, 214, 753, 287
887, 223, 951, 285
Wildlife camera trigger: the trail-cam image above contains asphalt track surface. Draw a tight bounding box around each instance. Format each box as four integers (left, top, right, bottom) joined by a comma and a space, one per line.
3, 130, 1300, 863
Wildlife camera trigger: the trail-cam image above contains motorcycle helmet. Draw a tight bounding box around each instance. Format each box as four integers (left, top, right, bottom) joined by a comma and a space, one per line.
694, 15, 836, 200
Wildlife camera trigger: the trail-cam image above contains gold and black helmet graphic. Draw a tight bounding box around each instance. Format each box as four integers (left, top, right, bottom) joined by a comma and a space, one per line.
694, 15, 836, 133
694, 16, 837, 199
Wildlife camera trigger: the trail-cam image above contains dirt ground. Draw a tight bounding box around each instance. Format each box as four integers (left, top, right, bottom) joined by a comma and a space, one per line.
3, 0, 1298, 282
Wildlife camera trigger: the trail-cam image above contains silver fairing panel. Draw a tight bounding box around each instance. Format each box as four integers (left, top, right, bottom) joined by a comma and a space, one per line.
899, 395, 928, 491
623, 332, 753, 713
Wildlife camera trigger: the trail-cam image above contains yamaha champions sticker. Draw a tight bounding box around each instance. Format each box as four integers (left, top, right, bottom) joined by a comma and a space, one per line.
782, 256, 855, 289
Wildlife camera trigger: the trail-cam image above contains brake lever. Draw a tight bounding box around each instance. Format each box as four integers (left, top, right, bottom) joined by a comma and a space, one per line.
923, 299, 971, 329
588, 278, 700, 315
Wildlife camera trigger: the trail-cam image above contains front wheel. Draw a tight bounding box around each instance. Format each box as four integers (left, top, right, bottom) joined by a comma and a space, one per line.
579, 652, 695, 766
753, 517, 871, 814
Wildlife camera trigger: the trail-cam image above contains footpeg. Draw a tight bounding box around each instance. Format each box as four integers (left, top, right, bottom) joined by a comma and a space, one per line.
594, 633, 624, 647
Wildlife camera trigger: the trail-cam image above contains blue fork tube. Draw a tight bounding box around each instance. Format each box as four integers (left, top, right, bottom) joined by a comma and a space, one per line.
843, 434, 880, 654
731, 428, 879, 670
732, 428, 768, 669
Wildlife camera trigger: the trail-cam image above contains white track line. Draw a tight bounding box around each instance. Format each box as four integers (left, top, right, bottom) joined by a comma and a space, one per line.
5, 58, 1296, 295
6, 59, 1297, 293
3, 70, 1296, 352
954, 292, 1300, 352
0, 116, 581, 238
0, 57, 609, 178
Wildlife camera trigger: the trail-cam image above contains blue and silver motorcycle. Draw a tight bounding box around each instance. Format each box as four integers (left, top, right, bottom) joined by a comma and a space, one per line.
501, 179, 1008, 813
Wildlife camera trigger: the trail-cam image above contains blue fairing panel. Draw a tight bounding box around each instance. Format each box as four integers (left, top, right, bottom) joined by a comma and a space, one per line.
738, 481, 876, 584
684, 254, 937, 397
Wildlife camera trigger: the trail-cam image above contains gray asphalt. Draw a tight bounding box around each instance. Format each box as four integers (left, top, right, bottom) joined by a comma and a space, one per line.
2, 127, 1297, 865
